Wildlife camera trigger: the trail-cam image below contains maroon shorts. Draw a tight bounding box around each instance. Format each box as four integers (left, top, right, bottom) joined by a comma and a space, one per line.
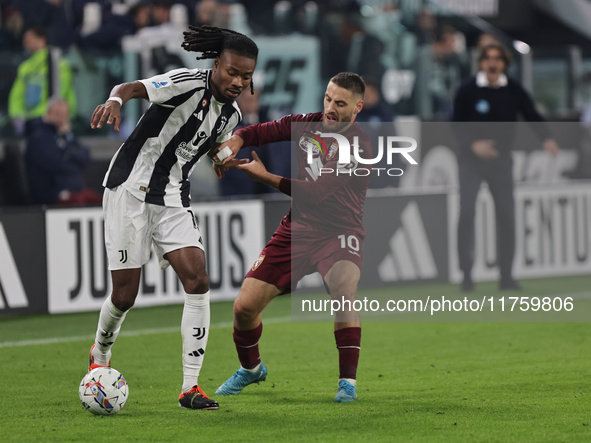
246, 215, 363, 293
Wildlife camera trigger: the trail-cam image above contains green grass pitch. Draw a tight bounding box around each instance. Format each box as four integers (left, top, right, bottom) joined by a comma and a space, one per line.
1, 276, 590, 442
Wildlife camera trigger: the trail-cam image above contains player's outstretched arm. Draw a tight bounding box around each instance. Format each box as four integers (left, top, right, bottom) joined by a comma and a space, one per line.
236, 151, 282, 190
90, 81, 148, 132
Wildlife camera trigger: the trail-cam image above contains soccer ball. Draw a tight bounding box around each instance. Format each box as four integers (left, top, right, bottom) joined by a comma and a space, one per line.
79, 367, 129, 415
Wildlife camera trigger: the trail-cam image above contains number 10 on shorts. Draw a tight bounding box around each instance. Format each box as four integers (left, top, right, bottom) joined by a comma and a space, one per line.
338, 234, 360, 252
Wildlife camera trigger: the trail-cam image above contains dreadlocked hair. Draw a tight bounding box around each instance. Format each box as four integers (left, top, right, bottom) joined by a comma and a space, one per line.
182, 25, 258, 61
182, 25, 258, 94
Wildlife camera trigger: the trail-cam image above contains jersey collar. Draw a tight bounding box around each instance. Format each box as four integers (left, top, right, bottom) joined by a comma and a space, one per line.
476, 71, 508, 88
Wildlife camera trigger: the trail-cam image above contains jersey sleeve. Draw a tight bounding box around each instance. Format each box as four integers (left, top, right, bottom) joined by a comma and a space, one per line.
235, 114, 297, 147
216, 106, 241, 144
513, 82, 553, 140
515, 82, 545, 122
138, 68, 204, 106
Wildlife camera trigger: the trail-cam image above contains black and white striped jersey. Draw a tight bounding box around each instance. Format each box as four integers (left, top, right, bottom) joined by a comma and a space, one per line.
103, 68, 242, 207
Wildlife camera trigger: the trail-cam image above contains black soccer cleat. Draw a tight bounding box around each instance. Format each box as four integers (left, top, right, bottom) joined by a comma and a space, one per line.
499, 278, 522, 291
460, 277, 474, 293
178, 385, 219, 410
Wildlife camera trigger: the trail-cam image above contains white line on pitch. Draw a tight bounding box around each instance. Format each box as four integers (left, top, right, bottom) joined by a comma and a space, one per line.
2, 291, 591, 348
0, 316, 292, 349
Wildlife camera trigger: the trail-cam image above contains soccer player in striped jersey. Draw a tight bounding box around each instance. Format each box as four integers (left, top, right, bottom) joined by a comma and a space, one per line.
87, 25, 258, 410
213, 73, 370, 402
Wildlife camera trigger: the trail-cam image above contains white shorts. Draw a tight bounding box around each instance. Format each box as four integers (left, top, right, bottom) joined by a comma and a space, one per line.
103, 187, 204, 270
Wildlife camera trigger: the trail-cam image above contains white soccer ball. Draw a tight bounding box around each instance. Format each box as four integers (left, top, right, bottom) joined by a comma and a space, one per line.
79, 367, 129, 415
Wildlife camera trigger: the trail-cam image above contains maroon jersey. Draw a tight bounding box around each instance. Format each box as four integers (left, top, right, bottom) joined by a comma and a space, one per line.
235, 112, 372, 238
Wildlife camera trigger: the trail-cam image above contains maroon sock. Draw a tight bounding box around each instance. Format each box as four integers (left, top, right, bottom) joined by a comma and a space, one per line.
334, 327, 361, 380
233, 323, 263, 369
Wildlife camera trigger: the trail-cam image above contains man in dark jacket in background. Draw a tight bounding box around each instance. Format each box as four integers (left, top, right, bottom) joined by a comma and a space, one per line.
25, 97, 102, 205
452, 43, 559, 292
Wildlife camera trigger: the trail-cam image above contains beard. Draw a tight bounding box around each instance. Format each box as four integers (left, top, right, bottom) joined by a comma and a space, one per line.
322, 112, 354, 131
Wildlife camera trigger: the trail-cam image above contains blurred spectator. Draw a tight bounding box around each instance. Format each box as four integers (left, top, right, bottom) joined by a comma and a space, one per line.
429, 24, 468, 119
4, 0, 88, 49
38, 0, 77, 49
570, 71, 591, 179
357, 79, 394, 125
151, 0, 172, 27
357, 79, 402, 188
174, 0, 198, 23
239, 0, 275, 33
321, 2, 385, 80
361, 1, 407, 70
192, 0, 230, 28
476, 32, 501, 50
194, 0, 218, 26
0, 5, 24, 50
469, 32, 504, 74
8, 26, 77, 134
219, 89, 291, 197
77, 2, 151, 50
411, 8, 437, 46
25, 97, 102, 206
452, 43, 560, 292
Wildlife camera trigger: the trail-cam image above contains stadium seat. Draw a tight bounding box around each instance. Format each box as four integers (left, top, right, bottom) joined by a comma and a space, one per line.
170, 4, 189, 29
111, 3, 129, 15
302, 2, 319, 34
228, 3, 253, 35
80, 2, 102, 37
273, 1, 292, 34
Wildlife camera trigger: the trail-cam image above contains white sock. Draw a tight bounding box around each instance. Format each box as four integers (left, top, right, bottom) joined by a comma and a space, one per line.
181, 291, 210, 393
339, 378, 357, 387
93, 294, 127, 365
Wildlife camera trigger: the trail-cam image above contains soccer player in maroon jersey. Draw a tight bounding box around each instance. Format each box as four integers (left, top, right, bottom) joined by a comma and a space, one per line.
213, 72, 370, 402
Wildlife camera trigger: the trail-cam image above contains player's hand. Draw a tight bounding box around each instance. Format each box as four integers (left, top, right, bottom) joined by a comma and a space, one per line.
211, 135, 244, 165
471, 139, 498, 159
236, 151, 267, 181
543, 139, 560, 156
213, 158, 249, 179
91, 100, 122, 132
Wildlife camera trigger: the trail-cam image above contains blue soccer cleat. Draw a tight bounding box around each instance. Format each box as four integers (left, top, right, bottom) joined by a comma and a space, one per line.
215, 362, 268, 395
334, 380, 357, 402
